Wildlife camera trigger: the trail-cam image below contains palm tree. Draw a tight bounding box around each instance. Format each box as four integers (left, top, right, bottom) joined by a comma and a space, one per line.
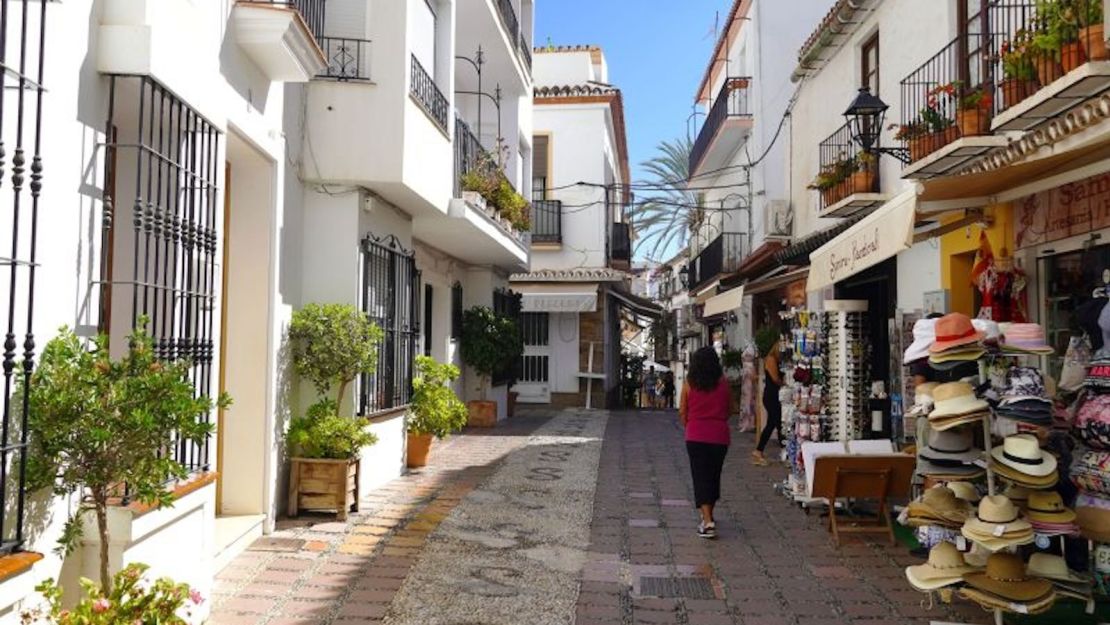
631, 137, 702, 262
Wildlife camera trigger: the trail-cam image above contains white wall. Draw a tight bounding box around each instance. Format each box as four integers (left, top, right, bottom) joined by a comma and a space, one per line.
533, 50, 599, 87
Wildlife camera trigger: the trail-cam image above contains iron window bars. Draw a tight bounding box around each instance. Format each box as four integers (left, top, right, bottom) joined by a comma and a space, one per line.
519, 312, 548, 384
0, 0, 49, 556
491, 287, 521, 386
318, 37, 372, 81
454, 116, 486, 197
359, 233, 420, 415
530, 200, 562, 243
100, 75, 221, 481
411, 55, 449, 133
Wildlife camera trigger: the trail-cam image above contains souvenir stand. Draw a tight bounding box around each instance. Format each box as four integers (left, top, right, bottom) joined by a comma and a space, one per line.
778, 307, 828, 501
900, 312, 1101, 624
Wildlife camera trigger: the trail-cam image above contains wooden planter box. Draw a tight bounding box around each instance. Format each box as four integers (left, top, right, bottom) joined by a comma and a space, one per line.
287, 457, 359, 521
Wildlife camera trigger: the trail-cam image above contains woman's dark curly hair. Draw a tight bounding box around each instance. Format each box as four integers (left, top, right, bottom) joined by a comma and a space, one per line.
687, 346, 723, 391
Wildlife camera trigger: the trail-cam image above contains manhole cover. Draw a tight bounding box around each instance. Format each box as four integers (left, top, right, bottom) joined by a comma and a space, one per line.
249, 537, 305, 552
638, 576, 716, 599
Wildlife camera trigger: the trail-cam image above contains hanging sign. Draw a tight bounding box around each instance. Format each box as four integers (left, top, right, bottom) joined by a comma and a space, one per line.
1014, 172, 1110, 249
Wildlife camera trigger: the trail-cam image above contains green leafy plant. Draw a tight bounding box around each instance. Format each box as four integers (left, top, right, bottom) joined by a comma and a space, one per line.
754, 327, 780, 359
408, 356, 468, 438
929, 80, 994, 111
289, 303, 382, 411
23, 563, 202, 625
1080, 0, 1103, 26
286, 399, 378, 460
1001, 31, 1038, 80
1030, 1, 1079, 58
919, 104, 953, 133
25, 323, 230, 591
807, 153, 856, 191
459, 306, 522, 399
888, 119, 930, 141
721, 349, 744, 369
459, 151, 531, 232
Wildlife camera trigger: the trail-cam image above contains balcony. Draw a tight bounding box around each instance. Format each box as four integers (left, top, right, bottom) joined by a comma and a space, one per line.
989, 0, 1110, 132
897, 35, 1008, 179
317, 37, 372, 81
454, 116, 486, 197
520, 34, 533, 72
610, 222, 632, 269
532, 200, 562, 243
411, 54, 449, 134
229, 0, 327, 82
496, 0, 521, 44
814, 122, 886, 218
689, 77, 753, 177
687, 232, 747, 293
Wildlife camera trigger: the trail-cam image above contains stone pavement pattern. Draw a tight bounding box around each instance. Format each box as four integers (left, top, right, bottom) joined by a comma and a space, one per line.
209, 409, 993, 625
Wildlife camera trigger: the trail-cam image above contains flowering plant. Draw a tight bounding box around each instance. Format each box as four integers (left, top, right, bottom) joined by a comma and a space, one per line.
888, 120, 929, 141
22, 563, 202, 625
929, 81, 993, 111
1000, 31, 1037, 80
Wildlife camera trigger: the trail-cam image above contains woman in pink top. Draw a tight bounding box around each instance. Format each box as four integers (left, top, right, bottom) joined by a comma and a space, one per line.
679, 346, 731, 538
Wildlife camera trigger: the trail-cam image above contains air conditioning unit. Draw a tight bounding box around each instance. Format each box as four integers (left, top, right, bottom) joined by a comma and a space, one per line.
765, 199, 793, 240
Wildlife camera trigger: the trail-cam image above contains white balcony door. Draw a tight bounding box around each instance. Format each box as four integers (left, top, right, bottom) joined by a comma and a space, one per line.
514, 312, 551, 403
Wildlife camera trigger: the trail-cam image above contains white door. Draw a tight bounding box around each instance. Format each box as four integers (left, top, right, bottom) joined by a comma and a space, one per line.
514, 312, 551, 403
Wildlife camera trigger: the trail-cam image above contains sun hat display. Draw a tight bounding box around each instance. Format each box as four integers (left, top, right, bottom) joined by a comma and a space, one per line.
904, 318, 937, 364
918, 428, 981, 464
957, 586, 1056, 615
989, 434, 1057, 478
962, 495, 1034, 550
1076, 493, 1110, 543
972, 318, 1002, 343
1002, 485, 1031, 507
998, 367, 1051, 405
1025, 491, 1076, 524
947, 481, 981, 503
1027, 553, 1091, 588
1000, 323, 1054, 354
929, 411, 991, 432
929, 313, 986, 354
928, 348, 987, 365
907, 382, 938, 418
905, 542, 980, 591
916, 459, 986, 480
929, 382, 989, 419
906, 486, 973, 528
962, 552, 1053, 602
992, 462, 1059, 490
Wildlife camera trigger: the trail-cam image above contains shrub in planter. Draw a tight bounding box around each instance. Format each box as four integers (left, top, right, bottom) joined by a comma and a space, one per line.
460, 306, 522, 427
289, 303, 382, 412
287, 400, 378, 460
25, 323, 229, 592
23, 563, 204, 625
1000, 31, 1040, 109
407, 356, 467, 466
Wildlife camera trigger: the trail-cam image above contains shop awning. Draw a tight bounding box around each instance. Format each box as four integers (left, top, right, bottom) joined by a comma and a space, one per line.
807, 188, 917, 292
703, 286, 745, 317
609, 289, 663, 320
514, 283, 599, 312
773, 216, 863, 267
746, 266, 809, 295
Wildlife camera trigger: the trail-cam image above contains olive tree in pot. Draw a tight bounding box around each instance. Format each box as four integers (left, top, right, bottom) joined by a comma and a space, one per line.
24, 322, 229, 592
459, 306, 521, 427
286, 303, 382, 520
406, 355, 467, 467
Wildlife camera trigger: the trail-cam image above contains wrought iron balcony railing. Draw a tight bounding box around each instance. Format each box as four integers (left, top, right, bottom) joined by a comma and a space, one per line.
610, 222, 632, 264
687, 232, 747, 292
520, 34, 533, 72
411, 55, 449, 133
816, 121, 880, 209
496, 0, 520, 41
244, 0, 327, 41
531, 200, 562, 243
454, 116, 486, 197
318, 37, 372, 81
690, 76, 752, 175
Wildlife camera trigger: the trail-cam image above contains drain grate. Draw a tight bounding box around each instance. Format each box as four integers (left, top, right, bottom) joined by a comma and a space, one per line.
638, 576, 716, 599
249, 537, 305, 552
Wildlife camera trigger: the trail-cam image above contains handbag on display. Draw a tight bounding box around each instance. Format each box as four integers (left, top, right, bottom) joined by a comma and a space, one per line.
1060, 334, 1093, 392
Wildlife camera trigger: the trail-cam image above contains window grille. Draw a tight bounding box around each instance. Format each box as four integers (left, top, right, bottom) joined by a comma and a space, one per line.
0, 0, 49, 555
491, 288, 521, 386
359, 234, 420, 414
100, 76, 221, 479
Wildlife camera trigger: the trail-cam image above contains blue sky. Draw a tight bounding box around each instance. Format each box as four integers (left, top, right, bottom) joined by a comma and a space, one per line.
535, 0, 733, 182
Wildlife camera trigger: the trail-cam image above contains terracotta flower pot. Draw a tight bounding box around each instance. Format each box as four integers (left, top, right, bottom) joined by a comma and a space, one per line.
956, 109, 989, 137
1000, 78, 1038, 110
467, 399, 497, 428
406, 432, 433, 468
1061, 41, 1087, 73
908, 136, 930, 162
1035, 55, 1063, 86
820, 187, 836, 207
850, 169, 876, 194
1081, 24, 1108, 61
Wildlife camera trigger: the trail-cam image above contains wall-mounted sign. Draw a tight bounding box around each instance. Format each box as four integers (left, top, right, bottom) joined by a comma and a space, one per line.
1014, 172, 1110, 249
808, 189, 917, 292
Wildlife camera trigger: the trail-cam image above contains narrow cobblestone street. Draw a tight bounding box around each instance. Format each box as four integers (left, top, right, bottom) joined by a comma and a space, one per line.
209, 410, 992, 625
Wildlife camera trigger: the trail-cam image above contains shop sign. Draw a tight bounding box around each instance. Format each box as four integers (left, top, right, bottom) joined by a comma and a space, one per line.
808, 189, 917, 292
520, 292, 597, 312
1014, 172, 1110, 249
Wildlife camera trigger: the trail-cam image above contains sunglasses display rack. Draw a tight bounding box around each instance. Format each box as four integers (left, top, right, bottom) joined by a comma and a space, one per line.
822, 300, 871, 444
778, 308, 829, 500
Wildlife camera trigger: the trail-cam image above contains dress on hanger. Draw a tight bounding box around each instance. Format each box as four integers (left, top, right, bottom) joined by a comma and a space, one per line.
739, 345, 756, 432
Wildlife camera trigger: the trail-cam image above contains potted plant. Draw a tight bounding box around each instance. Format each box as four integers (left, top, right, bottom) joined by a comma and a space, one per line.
1031, 10, 1066, 83
920, 100, 956, 154
25, 323, 229, 592
889, 120, 931, 162
1000, 32, 1040, 109
24, 563, 205, 625
407, 355, 468, 467
459, 306, 522, 427
460, 148, 532, 234
933, 81, 994, 137
850, 150, 877, 193
808, 163, 843, 206
1044, 0, 1087, 71
286, 303, 383, 519
1080, 0, 1107, 61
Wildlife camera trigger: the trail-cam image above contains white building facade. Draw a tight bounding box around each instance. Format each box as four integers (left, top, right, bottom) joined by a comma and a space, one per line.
0, 0, 532, 619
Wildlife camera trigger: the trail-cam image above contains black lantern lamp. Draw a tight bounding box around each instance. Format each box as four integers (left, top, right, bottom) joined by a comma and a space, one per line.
678, 264, 690, 289
843, 87, 910, 164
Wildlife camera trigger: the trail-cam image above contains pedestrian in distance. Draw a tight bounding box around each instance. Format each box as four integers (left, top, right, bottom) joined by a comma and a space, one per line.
661, 371, 676, 409
752, 329, 783, 466
643, 365, 658, 409
679, 346, 730, 538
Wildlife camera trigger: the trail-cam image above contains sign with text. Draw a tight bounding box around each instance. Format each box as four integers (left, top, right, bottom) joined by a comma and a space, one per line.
1014, 172, 1110, 249
520, 292, 597, 313
807, 189, 917, 292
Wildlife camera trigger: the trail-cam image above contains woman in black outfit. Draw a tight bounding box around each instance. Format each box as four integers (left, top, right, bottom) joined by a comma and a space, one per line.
751, 338, 782, 466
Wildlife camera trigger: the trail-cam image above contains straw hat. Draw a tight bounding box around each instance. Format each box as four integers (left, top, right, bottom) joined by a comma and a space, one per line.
905, 542, 980, 590
1027, 553, 1090, 586
947, 481, 981, 503
1025, 491, 1076, 524
992, 461, 1059, 489
929, 313, 986, 354
962, 553, 1053, 602
907, 486, 973, 525
1001, 323, 1054, 354
962, 495, 1033, 550
928, 347, 987, 363
919, 428, 981, 464
904, 318, 937, 364
957, 586, 1056, 615
1076, 502, 1110, 543
1003, 485, 1032, 507
990, 434, 1057, 478
929, 412, 989, 431
930, 382, 989, 419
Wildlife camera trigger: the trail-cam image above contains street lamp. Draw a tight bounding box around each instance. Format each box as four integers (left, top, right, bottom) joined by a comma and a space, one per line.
843, 87, 910, 164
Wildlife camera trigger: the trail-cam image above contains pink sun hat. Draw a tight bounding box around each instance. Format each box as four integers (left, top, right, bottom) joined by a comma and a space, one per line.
1001, 323, 1053, 355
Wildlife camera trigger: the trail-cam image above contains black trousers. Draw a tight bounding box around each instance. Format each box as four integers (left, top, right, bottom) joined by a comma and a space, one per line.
686, 441, 729, 508
757, 394, 783, 452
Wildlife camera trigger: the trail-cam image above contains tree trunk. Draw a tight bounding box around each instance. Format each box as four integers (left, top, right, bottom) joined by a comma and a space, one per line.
336, 379, 350, 413
94, 494, 111, 592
